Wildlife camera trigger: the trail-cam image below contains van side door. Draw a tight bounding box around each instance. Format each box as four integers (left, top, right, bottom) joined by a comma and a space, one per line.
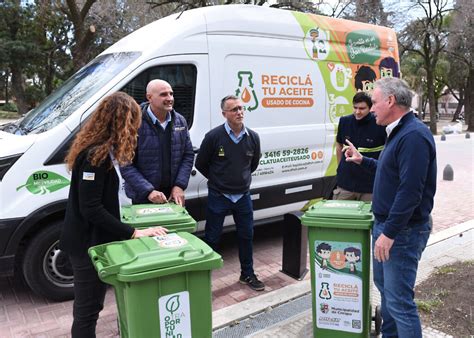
206, 34, 328, 217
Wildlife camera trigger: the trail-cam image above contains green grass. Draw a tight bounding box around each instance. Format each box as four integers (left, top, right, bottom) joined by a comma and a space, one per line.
436, 265, 458, 275
0, 110, 20, 119
416, 298, 443, 313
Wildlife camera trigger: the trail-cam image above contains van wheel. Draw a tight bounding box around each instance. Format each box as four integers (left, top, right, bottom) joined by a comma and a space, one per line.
22, 221, 74, 301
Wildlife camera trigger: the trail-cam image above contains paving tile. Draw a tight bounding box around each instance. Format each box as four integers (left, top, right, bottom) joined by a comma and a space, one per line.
0, 142, 471, 336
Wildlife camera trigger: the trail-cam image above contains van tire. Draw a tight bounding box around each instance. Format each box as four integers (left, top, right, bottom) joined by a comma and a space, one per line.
22, 221, 74, 301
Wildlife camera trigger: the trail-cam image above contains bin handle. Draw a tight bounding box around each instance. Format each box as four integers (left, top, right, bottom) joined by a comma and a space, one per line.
179, 249, 204, 262
88, 247, 124, 278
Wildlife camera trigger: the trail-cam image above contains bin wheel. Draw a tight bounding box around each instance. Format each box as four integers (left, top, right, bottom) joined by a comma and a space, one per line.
374, 305, 382, 335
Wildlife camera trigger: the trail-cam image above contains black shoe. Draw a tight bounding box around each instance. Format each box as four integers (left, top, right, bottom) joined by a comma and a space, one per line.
239, 274, 265, 291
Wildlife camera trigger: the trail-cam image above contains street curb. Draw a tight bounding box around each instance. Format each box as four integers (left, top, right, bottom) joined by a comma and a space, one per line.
427, 219, 473, 246
212, 277, 312, 329
212, 219, 473, 330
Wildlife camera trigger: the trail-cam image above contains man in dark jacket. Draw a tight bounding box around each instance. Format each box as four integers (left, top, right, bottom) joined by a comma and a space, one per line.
195, 95, 264, 291
344, 77, 436, 338
121, 79, 194, 206
334, 92, 386, 201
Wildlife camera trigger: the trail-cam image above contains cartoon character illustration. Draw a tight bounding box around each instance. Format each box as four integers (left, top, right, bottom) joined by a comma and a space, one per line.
318, 40, 327, 54
379, 56, 399, 78
316, 242, 332, 270
309, 28, 320, 59
344, 247, 361, 274
354, 66, 376, 92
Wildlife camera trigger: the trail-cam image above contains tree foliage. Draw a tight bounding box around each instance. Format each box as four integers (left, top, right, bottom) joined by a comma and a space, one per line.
1, 0, 470, 131
343, 0, 390, 26
445, 0, 474, 131
146, 0, 322, 14
0, 0, 162, 114
0, 1, 42, 113
399, 0, 453, 134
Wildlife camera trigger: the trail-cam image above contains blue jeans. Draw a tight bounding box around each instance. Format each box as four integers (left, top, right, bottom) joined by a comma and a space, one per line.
205, 189, 254, 277
373, 220, 431, 338
69, 253, 107, 338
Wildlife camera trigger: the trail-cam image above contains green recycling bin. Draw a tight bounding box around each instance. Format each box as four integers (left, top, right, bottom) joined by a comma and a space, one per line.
88, 232, 223, 338
301, 200, 373, 337
121, 203, 197, 233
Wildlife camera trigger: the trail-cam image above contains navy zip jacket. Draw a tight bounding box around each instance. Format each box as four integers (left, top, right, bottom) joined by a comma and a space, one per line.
361, 112, 436, 239
120, 104, 194, 203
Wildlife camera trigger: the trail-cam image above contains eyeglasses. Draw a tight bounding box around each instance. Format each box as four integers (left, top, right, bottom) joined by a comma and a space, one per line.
224, 106, 244, 113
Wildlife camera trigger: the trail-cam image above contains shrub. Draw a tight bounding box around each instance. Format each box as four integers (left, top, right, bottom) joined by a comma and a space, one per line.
0, 102, 18, 112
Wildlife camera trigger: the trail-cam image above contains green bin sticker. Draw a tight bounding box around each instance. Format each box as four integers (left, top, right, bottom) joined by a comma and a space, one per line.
135, 207, 174, 216
154, 233, 188, 249
16, 171, 70, 195
159, 291, 191, 337
314, 240, 363, 333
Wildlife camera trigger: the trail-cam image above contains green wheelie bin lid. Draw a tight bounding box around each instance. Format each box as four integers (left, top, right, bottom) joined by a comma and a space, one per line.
301, 200, 373, 230
121, 203, 196, 233
88, 232, 222, 283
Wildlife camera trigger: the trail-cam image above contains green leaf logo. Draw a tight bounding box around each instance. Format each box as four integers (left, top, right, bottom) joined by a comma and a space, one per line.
165, 295, 180, 315
16, 171, 70, 195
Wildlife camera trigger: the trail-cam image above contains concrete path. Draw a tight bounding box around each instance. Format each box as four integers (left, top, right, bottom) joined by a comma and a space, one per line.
0, 123, 472, 337
213, 221, 473, 337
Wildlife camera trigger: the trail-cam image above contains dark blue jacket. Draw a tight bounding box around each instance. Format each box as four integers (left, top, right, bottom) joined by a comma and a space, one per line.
120, 104, 194, 203
361, 112, 436, 239
336, 113, 386, 193
195, 124, 261, 194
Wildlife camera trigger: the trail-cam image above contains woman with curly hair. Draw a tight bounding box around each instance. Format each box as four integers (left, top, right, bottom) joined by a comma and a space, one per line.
60, 92, 167, 337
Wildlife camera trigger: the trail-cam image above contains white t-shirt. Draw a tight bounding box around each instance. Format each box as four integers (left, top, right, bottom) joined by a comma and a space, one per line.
109, 151, 132, 210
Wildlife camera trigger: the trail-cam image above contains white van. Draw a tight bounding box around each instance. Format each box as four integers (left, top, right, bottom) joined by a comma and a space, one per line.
0, 5, 399, 300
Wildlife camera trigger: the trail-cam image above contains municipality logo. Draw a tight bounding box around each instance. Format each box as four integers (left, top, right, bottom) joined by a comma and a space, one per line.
16, 171, 70, 195
235, 71, 259, 112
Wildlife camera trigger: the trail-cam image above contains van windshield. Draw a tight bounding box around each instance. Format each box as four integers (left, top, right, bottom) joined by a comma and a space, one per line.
12, 52, 140, 135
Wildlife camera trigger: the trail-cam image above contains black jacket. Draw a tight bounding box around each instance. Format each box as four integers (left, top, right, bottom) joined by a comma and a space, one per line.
195, 124, 260, 194
59, 149, 134, 256
336, 113, 386, 193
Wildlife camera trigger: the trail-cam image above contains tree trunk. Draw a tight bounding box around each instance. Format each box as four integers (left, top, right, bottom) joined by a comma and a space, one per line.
45, 51, 54, 96
3, 73, 9, 104
427, 71, 438, 134
466, 67, 474, 132
451, 87, 464, 122
10, 65, 28, 114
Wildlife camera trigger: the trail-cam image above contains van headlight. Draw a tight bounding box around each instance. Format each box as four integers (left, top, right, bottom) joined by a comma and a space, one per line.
0, 154, 22, 181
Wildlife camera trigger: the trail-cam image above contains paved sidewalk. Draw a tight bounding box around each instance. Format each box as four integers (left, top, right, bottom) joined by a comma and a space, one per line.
0, 123, 472, 337
213, 220, 473, 337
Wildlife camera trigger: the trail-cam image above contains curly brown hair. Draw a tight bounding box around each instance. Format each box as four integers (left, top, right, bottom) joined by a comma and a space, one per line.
65, 92, 141, 171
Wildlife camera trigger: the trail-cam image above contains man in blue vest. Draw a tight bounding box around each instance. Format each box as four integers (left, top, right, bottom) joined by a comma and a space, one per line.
334, 92, 386, 201
121, 79, 194, 206
343, 77, 436, 338
195, 95, 264, 291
